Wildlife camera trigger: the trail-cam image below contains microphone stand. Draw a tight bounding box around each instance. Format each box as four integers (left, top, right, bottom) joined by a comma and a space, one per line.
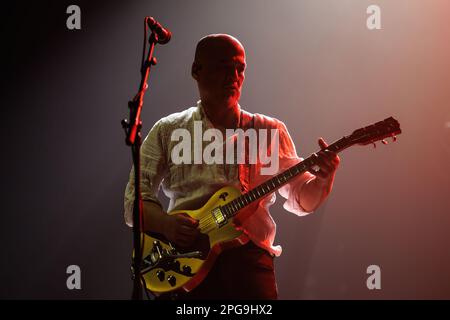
122, 27, 160, 300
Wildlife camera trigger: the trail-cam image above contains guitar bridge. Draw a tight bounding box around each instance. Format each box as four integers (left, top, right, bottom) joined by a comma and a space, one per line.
212, 207, 227, 227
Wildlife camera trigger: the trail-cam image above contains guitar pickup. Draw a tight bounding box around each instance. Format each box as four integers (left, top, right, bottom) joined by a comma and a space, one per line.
212, 207, 227, 227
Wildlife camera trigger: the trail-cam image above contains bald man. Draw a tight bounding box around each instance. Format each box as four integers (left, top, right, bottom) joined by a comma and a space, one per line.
124, 34, 340, 300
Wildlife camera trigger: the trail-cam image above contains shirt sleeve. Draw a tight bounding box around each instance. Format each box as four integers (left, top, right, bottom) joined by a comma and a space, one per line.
123, 119, 168, 227
276, 121, 316, 216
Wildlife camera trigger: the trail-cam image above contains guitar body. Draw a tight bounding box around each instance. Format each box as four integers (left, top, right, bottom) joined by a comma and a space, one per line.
141, 186, 249, 294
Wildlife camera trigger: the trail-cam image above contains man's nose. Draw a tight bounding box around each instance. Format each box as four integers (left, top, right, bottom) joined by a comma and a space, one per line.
227, 67, 239, 82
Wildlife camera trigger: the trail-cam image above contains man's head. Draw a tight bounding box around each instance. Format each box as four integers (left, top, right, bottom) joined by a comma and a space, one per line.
192, 34, 246, 109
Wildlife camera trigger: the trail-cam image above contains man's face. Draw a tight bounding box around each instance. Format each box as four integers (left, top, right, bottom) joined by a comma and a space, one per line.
193, 39, 246, 108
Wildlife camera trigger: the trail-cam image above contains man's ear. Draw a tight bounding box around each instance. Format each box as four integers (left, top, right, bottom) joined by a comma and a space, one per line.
191, 62, 201, 80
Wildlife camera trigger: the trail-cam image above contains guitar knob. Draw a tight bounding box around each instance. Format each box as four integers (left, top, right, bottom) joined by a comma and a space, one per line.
167, 275, 177, 287
156, 270, 165, 282
182, 265, 192, 274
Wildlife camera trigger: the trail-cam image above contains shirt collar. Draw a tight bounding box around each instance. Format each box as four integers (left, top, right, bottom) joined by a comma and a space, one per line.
196, 100, 244, 130
196, 100, 215, 129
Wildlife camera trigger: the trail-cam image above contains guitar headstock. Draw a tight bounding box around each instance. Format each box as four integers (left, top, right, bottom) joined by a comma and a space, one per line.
348, 117, 402, 147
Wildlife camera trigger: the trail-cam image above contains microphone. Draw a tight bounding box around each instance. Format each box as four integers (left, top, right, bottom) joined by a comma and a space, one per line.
146, 17, 172, 44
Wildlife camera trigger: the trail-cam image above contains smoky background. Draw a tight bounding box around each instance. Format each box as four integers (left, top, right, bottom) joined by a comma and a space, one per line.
1, 0, 449, 299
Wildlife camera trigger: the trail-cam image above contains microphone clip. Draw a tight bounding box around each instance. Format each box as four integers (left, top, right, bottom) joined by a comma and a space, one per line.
146, 16, 172, 45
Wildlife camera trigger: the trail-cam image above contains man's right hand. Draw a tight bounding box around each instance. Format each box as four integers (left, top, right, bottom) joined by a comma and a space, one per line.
162, 213, 200, 248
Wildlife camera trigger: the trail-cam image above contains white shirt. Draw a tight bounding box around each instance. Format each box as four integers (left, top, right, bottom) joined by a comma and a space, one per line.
124, 101, 315, 256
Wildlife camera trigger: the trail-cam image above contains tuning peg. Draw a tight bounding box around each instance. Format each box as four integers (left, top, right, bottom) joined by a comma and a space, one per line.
392, 136, 397, 142
381, 139, 388, 145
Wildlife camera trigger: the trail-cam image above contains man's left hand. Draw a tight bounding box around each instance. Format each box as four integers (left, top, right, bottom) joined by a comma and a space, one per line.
308, 138, 340, 185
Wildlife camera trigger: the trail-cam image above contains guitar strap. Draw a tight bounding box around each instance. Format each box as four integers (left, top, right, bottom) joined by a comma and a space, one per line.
233, 110, 257, 227
237, 110, 255, 193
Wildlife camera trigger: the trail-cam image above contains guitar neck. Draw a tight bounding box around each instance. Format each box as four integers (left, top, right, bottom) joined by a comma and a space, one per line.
221, 137, 351, 219
220, 115, 402, 219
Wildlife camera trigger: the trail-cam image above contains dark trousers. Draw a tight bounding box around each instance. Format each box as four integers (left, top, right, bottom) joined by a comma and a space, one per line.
158, 241, 278, 300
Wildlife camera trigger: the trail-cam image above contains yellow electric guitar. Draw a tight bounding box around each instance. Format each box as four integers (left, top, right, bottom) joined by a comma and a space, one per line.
135, 117, 401, 294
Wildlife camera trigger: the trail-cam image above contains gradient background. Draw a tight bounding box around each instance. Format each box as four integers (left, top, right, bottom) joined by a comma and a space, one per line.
1, 0, 449, 299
